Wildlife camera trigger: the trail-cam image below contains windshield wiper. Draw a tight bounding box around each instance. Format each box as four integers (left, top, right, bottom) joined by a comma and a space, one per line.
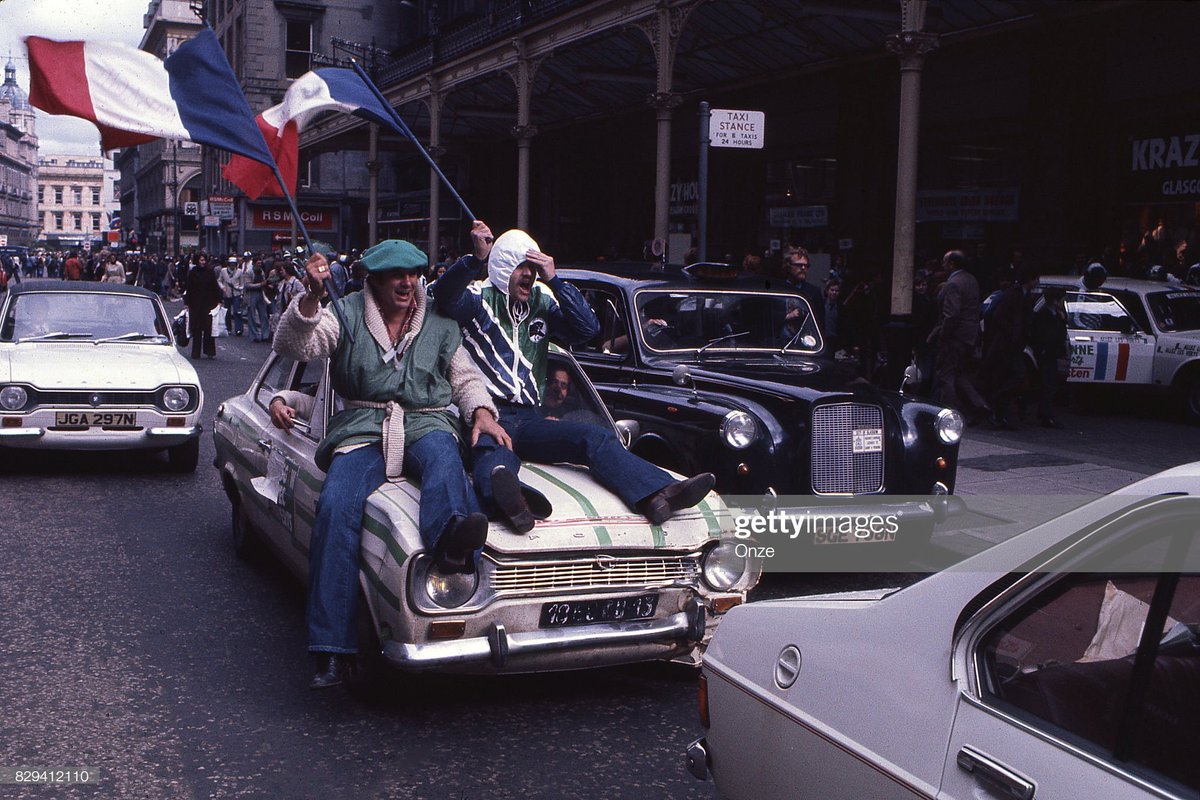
94, 332, 168, 344
16, 331, 93, 343
778, 325, 807, 355
696, 330, 749, 356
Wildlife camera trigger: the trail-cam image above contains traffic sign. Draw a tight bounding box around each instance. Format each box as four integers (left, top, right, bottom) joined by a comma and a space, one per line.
709, 109, 765, 149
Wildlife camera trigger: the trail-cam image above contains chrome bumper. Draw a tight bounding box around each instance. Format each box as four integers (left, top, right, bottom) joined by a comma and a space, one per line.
145, 425, 202, 441
686, 737, 711, 781
0, 427, 44, 439
0, 424, 200, 443
383, 602, 706, 670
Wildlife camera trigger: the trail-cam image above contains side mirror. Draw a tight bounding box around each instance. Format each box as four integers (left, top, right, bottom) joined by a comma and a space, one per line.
614, 419, 640, 448
672, 364, 693, 388
901, 362, 919, 394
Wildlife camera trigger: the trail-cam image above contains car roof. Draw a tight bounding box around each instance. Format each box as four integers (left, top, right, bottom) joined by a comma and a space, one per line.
7, 279, 159, 300
1038, 274, 1200, 296
559, 263, 801, 294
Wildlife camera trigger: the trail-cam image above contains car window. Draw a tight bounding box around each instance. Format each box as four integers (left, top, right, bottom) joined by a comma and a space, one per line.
540, 353, 612, 428
257, 356, 328, 440
1065, 292, 1136, 333
257, 356, 298, 408
576, 287, 630, 358
1106, 290, 1152, 334
0, 291, 169, 342
633, 290, 821, 352
1145, 290, 1200, 333
977, 527, 1200, 792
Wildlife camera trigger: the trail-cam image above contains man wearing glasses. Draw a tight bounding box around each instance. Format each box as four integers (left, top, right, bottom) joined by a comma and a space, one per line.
783, 245, 825, 334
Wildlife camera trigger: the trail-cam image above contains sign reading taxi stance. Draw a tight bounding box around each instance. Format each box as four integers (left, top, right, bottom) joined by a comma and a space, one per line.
709, 109, 765, 149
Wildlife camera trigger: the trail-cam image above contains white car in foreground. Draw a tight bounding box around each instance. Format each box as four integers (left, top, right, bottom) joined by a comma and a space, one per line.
689, 463, 1200, 799
0, 280, 204, 471
212, 346, 758, 675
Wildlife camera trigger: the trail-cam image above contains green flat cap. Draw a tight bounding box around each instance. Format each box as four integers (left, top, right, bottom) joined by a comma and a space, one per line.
359, 239, 427, 273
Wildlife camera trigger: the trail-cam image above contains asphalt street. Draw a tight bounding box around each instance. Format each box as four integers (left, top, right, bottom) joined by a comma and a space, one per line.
1, 304, 1196, 799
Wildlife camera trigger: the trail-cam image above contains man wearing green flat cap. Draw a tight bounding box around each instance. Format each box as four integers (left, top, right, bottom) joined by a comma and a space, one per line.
273, 239, 510, 690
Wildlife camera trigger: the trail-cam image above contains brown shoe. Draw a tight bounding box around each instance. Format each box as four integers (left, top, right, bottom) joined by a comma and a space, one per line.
640, 473, 716, 525
491, 466, 535, 533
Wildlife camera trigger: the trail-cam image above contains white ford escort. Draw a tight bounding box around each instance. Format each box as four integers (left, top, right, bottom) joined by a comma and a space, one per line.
1039, 276, 1200, 422
212, 346, 758, 676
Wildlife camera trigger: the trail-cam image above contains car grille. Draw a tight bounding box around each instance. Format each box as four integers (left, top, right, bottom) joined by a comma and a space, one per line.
30, 390, 159, 407
490, 555, 701, 595
811, 402, 884, 494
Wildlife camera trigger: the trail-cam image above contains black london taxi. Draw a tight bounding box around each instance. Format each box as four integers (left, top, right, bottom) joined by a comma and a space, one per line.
559, 263, 962, 549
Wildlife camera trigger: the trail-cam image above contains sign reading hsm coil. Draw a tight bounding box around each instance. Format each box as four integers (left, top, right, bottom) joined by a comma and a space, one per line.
709, 109, 765, 149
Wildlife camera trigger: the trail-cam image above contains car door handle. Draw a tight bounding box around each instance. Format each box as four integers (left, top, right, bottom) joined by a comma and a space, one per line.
1072, 335, 1092, 342
256, 438, 272, 451
956, 745, 1034, 800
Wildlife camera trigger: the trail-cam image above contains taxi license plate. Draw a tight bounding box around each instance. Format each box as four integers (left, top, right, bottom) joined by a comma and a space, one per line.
852, 427, 883, 453
55, 411, 137, 427
540, 594, 658, 628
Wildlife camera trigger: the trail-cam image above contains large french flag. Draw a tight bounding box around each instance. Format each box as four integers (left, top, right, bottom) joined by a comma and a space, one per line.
26, 29, 274, 166
222, 68, 403, 200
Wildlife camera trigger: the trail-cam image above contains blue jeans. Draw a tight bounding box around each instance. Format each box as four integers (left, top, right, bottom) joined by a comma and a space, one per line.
472, 404, 673, 513
307, 432, 479, 653
245, 291, 269, 340
225, 295, 244, 335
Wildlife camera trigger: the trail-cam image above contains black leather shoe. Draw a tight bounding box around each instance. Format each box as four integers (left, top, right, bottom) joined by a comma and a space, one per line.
435, 512, 488, 573
310, 653, 351, 690
491, 466, 535, 533
640, 473, 716, 525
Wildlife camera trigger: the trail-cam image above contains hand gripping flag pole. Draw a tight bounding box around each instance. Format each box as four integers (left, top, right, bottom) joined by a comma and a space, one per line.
349, 60, 477, 222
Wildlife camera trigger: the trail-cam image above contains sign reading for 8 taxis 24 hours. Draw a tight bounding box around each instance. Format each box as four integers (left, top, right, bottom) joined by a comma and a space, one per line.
709, 109, 765, 149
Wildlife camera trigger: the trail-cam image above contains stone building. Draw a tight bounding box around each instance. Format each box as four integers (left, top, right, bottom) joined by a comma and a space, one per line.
0, 60, 39, 247
114, 0, 204, 255
37, 154, 113, 250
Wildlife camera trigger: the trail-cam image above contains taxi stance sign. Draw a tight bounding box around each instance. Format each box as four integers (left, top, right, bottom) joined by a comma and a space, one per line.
709, 109, 764, 149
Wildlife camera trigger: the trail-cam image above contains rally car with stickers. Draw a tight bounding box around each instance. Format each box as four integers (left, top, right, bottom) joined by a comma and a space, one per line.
1038, 276, 1200, 422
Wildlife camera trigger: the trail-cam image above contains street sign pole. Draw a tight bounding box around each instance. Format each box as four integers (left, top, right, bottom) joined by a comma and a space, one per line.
698, 101, 710, 263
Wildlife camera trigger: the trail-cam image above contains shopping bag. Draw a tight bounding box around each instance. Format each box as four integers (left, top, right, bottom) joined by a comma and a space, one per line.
211, 306, 227, 338
172, 308, 190, 346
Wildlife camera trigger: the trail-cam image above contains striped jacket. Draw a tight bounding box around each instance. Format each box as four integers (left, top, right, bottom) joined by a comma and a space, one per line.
434, 254, 600, 405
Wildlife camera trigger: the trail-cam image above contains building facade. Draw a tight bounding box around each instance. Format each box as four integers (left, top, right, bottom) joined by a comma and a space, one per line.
200, 0, 405, 254
37, 154, 113, 250
0, 60, 39, 247
113, 0, 204, 255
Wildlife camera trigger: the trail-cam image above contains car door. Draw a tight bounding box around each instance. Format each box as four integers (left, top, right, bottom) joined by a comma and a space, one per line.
939, 500, 1200, 800
1065, 291, 1155, 385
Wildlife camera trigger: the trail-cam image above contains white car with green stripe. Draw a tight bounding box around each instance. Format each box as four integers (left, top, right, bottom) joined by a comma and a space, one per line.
213, 347, 756, 673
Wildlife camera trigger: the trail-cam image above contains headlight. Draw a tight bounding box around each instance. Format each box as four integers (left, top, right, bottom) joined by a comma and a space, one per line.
0, 386, 28, 411
935, 408, 964, 445
720, 410, 757, 449
425, 567, 479, 609
702, 541, 752, 591
162, 387, 191, 412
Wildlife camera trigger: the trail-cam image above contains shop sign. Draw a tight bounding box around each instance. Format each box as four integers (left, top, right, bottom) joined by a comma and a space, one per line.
916, 189, 1019, 222
1124, 131, 1200, 201
769, 205, 828, 228
942, 223, 986, 241
709, 109, 765, 149
250, 206, 335, 230
669, 180, 699, 217
203, 215, 221, 228
208, 194, 234, 220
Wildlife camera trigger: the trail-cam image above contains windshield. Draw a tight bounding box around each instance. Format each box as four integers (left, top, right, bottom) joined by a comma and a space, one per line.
1144, 290, 1200, 332
0, 291, 170, 343
634, 289, 822, 353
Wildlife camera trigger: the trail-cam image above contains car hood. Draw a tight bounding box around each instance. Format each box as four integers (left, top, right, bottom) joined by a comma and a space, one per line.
370, 461, 724, 555
1, 342, 191, 388
647, 354, 870, 396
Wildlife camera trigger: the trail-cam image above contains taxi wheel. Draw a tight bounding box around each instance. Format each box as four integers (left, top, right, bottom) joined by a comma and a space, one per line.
1182, 376, 1200, 424
166, 437, 200, 473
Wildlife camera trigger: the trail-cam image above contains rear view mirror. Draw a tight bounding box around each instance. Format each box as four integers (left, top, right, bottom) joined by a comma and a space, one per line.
614, 419, 640, 448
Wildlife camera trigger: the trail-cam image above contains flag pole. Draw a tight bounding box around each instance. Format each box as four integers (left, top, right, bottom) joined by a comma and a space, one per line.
269, 163, 354, 342
350, 59, 476, 221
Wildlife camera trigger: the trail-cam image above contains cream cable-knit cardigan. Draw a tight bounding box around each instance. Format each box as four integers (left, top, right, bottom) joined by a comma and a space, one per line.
273, 284, 497, 476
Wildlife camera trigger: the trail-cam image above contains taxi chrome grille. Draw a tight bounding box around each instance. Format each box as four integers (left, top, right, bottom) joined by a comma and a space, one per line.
811, 402, 884, 494
490, 556, 700, 595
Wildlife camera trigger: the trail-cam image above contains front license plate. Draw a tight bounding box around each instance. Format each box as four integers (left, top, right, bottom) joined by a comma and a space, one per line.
55, 411, 136, 427
852, 427, 883, 453
540, 594, 658, 628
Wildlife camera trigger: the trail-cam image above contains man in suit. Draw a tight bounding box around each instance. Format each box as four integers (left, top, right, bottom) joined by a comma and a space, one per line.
782, 246, 825, 333
930, 250, 990, 421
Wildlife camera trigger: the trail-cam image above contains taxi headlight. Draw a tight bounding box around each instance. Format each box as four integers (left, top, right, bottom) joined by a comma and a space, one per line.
702, 541, 751, 591
162, 387, 191, 412
0, 386, 28, 411
720, 410, 757, 450
425, 567, 479, 609
935, 408, 964, 445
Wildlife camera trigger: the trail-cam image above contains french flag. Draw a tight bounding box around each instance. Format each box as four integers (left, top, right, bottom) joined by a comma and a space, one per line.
26, 29, 274, 166
223, 68, 402, 200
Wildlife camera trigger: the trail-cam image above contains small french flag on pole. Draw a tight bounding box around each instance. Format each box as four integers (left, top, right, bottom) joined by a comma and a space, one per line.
25, 29, 274, 167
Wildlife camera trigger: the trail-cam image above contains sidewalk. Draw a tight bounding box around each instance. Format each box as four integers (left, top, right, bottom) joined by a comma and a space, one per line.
928, 418, 1159, 564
